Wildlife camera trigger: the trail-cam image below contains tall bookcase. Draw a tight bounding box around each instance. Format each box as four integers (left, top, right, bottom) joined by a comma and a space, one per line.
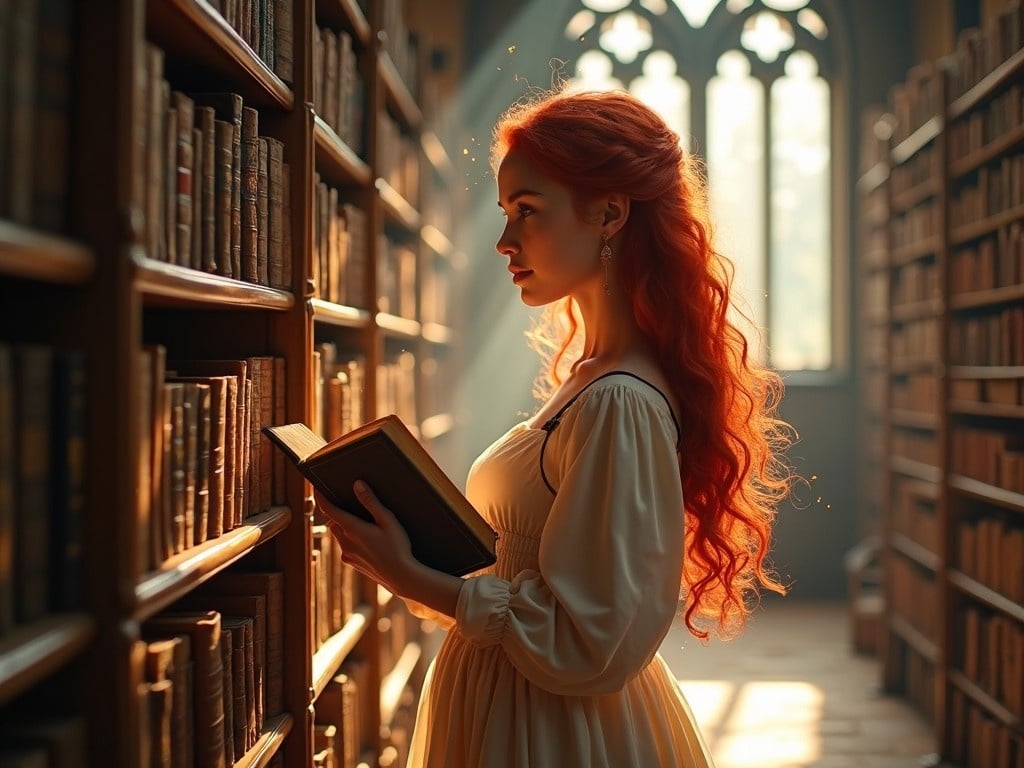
0, 0, 463, 766
857, 4, 1024, 765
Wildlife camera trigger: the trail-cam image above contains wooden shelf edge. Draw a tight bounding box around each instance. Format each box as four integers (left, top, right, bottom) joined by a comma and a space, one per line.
234, 713, 294, 768
856, 162, 889, 194
948, 669, 1020, 730
376, 179, 421, 232
132, 506, 293, 621
420, 412, 454, 441
380, 641, 421, 728
421, 132, 456, 181
888, 614, 940, 663
0, 221, 95, 283
951, 399, 1024, 420
950, 365, 1024, 380
375, 312, 420, 339
313, 115, 372, 186
309, 298, 373, 329
950, 282, 1024, 311
948, 474, 1024, 514
311, 607, 372, 700
133, 254, 294, 309
147, 0, 293, 110
891, 236, 941, 266
891, 177, 939, 213
0, 615, 95, 706
949, 45, 1024, 120
889, 408, 940, 431
948, 570, 1024, 624
951, 123, 1024, 179
891, 297, 943, 322
421, 322, 453, 345
952, 202, 1024, 245
378, 54, 422, 129
890, 456, 941, 484
421, 225, 453, 259
337, 0, 372, 45
891, 115, 942, 166
890, 533, 940, 571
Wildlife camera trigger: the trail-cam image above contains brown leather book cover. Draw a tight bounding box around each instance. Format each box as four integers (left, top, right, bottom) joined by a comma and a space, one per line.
264, 415, 496, 577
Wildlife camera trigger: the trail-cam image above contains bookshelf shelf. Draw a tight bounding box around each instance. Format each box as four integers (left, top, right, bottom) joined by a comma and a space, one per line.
890, 358, 941, 376
376, 312, 421, 339
421, 224, 454, 259
891, 236, 941, 266
379, 54, 423, 130
948, 570, 1024, 624
948, 669, 1019, 729
951, 201, 1024, 245
311, 606, 372, 700
890, 456, 941, 484
310, 298, 373, 329
950, 400, 1024, 420
133, 254, 295, 309
950, 283, 1024, 311
421, 322, 453, 345
314, 115, 373, 187
234, 713, 294, 768
145, 0, 294, 110
420, 412, 454, 441
891, 532, 940, 571
950, 365, 1024, 380
422, 131, 456, 182
948, 45, 1024, 119
380, 641, 421, 728
856, 162, 890, 195
891, 177, 940, 213
326, 0, 373, 46
0, 615, 95, 706
889, 409, 939, 431
0, 221, 95, 284
132, 506, 293, 621
891, 298, 943, 322
950, 123, 1024, 179
948, 475, 1024, 515
377, 178, 421, 232
891, 115, 941, 165
889, 614, 940, 663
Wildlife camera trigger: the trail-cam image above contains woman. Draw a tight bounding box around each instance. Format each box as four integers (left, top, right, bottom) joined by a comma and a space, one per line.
317, 88, 793, 767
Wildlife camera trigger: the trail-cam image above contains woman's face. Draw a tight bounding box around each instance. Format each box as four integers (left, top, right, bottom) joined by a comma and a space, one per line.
495, 147, 605, 307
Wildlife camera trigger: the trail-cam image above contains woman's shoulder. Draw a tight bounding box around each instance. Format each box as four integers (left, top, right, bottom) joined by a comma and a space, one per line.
572, 358, 678, 418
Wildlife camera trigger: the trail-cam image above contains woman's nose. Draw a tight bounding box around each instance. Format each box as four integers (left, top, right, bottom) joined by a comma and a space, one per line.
495, 224, 517, 256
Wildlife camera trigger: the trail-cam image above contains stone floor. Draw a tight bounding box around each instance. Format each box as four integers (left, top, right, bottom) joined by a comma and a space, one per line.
660, 600, 938, 768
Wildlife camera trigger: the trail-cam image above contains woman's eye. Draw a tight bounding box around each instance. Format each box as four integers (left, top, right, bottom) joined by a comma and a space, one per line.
517, 205, 534, 218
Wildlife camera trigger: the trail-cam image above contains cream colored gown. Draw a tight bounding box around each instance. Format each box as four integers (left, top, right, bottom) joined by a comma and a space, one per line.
406, 373, 716, 768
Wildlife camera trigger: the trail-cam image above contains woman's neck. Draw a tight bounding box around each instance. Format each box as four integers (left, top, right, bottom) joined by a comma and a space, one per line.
572, 281, 649, 371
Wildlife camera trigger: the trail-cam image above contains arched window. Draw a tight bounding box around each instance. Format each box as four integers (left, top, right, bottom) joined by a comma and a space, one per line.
565, 0, 837, 372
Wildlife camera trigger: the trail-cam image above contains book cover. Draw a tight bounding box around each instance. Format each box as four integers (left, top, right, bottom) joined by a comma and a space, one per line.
263, 415, 496, 577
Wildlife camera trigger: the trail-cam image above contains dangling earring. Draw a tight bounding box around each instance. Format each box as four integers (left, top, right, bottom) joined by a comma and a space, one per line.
600, 233, 613, 296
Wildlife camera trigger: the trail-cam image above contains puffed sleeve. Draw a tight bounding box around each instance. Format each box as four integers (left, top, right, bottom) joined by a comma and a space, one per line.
454, 384, 684, 696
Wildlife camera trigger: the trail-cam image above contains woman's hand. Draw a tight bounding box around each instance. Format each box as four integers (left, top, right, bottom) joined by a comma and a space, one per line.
314, 481, 416, 596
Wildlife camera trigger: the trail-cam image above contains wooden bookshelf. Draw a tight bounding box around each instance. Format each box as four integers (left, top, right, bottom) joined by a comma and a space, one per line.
857, 6, 1024, 764
0, 0, 461, 765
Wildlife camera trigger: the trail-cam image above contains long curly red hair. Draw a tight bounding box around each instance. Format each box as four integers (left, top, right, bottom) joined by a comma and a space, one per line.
492, 89, 794, 640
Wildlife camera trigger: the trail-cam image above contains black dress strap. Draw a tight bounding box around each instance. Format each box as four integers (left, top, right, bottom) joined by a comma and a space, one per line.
538, 370, 681, 495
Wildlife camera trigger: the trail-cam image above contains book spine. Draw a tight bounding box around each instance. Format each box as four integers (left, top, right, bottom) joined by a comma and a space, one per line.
266, 138, 284, 289
240, 106, 259, 283
199, 107, 217, 273
257, 136, 269, 286
213, 120, 233, 277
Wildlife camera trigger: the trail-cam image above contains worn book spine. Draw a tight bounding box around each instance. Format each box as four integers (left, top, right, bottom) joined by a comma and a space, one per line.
193, 383, 211, 546
6, 0, 37, 223
266, 137, 284, 289
257, 137, 270, 286
274, 0, 292, 83
213, 120, 233, 277
206, 377, 227, 540
240, 106, 260, 283
147, 678, 174, 768
272, 356, 286, 505
180, 383, 199, 550
164, 95, 177, 265
219, 627, 236, 765
261, 0, 275, 71
167, 382, 186, 554
281, 161, 291, 290
146, 46, 166, 262
191, 126, 203, 270
49, 349, 86, 610
198, 107, 217, 272
239, 376, 252, 524
133, 351, 149, 571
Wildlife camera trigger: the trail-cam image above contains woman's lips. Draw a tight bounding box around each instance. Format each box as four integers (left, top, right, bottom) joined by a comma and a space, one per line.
509, 267, 533, 283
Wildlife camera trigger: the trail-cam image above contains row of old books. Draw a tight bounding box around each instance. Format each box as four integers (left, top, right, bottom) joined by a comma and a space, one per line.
313, 178, 370, 308
950, 376, 1024, 407
950, 222, 1024, 293
379, 0, 419, 96
891, 428, 940, 467
949, 84, 1022, 164
143, 46, 292, 289
948, 0, 1024, 101
206, 0, 293, 84
419, 256, 452, 328
892, 260, 940, 305
313, 23, 365, 154
889, 145, 939, 199
888, 61, 943, 144
313, 344, 366, 441
957, 515, 1024, 602
0, 717, 87, 768
378, 352, 417, 431
379, 111, 421, 209
0, 344, 84, 637
315, 658, 374, 768
377, 236, 417, 319
949, 306, 1024, 366
888, 557, 941, 639
138, 346, 286, 573
891, 478, 939, 553
892, 202, 940, 250
140, 569, 283, 768
950, 426, 1024, 492
948, 689, 1024, 768
960, 604, 1024, 718
312, 524, 361, 650
891, 317, 941, 366
891, 374, 940, 414
950, 154, 1024, 230
0, 0, 74, 233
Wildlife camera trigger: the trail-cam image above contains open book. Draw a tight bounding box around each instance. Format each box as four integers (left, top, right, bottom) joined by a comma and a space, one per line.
263, 416, 497, 577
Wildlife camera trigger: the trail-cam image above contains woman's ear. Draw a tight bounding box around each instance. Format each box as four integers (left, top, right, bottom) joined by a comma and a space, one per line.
602, 193, 630, 238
